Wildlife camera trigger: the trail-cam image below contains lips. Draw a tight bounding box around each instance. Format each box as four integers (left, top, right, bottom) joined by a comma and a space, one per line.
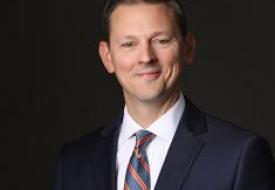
136, 71, 161, 79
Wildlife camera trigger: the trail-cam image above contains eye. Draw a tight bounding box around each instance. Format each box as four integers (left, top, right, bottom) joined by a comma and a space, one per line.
152, 38, 172, 47
121, 41, 135, 48
158, 39, 170, 44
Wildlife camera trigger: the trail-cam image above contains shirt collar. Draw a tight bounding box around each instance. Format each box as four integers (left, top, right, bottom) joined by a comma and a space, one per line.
119, 93, 185, 145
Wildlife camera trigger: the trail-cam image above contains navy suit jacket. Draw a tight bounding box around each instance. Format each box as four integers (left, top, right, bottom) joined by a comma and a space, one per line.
53, 99, 275, 190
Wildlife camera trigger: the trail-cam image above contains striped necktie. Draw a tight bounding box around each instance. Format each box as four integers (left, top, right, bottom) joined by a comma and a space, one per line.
124, 130, 155, 190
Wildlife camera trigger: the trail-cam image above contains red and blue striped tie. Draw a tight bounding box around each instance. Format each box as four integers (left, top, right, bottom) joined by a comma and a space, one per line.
124, 130, 155, 190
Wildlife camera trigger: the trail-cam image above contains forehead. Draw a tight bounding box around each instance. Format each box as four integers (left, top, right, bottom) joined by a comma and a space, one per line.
109, 3, 179, 37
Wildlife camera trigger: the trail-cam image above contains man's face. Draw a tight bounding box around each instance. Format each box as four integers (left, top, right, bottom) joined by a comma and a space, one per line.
99, 3, 195, 104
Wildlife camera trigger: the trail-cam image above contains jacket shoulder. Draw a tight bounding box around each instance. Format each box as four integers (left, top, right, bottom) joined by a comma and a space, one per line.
202, 113, 271, 149
59, 126, 108, 160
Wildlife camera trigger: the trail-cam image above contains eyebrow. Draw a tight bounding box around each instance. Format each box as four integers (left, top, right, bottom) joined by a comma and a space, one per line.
151, 31, 172, 37
120, 35, 138, 40
118, 31, 173, 40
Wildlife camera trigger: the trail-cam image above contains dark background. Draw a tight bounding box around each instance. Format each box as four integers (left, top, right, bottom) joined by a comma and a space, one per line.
3, 0, 275, 189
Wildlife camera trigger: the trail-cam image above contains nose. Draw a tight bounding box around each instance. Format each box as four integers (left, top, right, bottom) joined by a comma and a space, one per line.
138, 42, 156, 64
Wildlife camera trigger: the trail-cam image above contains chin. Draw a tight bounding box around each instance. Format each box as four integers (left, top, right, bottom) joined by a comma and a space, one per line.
133, 89, 165, 103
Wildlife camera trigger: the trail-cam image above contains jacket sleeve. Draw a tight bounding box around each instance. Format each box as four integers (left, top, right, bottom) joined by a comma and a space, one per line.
52, 148, 64, 190
234, 136, 275, 190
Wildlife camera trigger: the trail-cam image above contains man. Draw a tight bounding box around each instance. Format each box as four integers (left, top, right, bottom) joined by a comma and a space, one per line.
53, 0, 275, 189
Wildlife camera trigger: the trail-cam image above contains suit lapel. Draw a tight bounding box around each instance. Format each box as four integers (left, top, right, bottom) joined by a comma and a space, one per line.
92, 113, 123, 190
154, 99, 206, 190
91, 99, 206, 190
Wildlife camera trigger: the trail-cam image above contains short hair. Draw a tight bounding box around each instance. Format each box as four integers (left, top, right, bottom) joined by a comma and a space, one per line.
101, 0, 188, 42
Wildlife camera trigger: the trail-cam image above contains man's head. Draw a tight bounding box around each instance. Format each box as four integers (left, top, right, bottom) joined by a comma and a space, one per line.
101, 0, 188, 42
98, 0, 195, 105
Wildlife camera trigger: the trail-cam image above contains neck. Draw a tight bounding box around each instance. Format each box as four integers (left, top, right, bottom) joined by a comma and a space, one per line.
125, 90, 181, 128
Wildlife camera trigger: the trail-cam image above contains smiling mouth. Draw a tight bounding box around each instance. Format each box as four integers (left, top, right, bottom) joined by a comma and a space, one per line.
137, 71, 161, 80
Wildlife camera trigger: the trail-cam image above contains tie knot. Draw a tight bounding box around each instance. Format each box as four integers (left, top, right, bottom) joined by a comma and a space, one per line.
134, 130, 155, 150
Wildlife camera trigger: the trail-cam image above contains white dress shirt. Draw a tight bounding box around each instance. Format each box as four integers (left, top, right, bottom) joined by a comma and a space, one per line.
116, 94, 185, 190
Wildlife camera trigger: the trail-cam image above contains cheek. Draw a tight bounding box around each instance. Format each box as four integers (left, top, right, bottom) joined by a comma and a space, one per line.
112, 53, 135, 72
111, 54, 138, 87
158, 45, 181, 64
158, 49, 181, 69
157, 49, 182, 80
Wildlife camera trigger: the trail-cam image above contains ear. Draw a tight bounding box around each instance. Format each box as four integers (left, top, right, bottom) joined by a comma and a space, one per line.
181, 32, 196, 65
98, 41, 115, 73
